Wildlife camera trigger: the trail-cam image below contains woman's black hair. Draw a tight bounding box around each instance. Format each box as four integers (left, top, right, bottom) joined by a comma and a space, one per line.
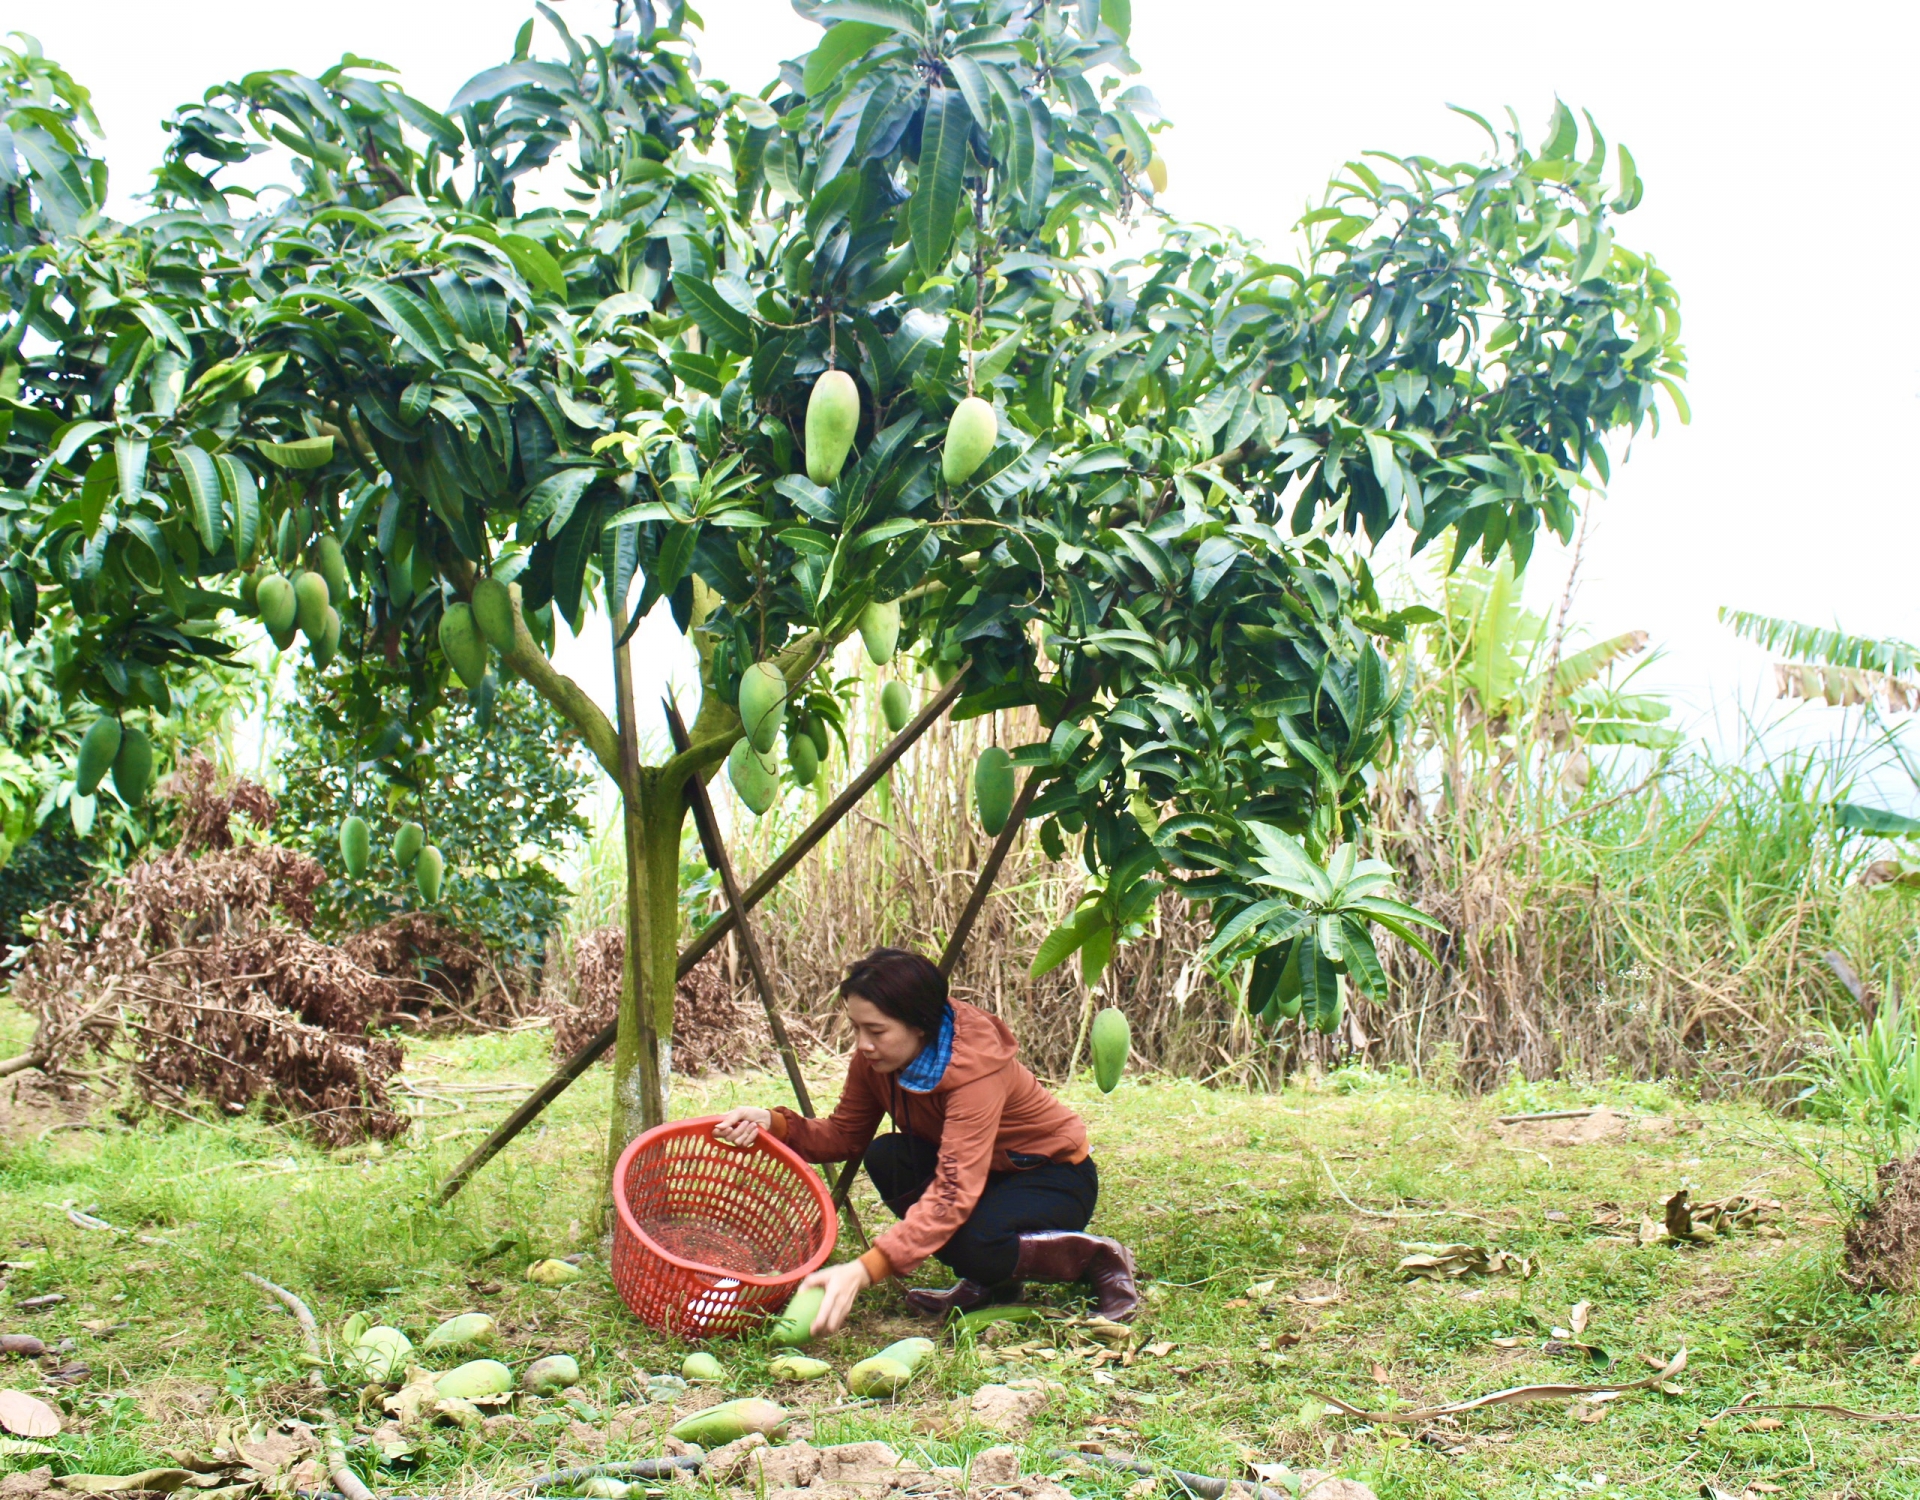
840, 947, 948, 1038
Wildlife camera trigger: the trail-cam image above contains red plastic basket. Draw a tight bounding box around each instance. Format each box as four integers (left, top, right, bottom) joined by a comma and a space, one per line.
611, 1116, 836, 1339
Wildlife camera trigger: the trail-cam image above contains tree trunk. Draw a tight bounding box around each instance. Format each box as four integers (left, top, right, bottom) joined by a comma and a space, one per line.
603, 630, 693, 1174
606, 777, 686, 1166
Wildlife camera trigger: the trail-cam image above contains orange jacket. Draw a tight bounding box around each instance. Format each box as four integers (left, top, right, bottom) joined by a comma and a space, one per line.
768, 1000, 1089, 1281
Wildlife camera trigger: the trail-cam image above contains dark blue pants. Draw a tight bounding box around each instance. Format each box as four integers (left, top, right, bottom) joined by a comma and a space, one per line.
862, 1132, 1099, 1285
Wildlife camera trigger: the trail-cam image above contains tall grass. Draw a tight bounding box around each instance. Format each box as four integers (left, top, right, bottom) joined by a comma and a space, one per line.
1369, 728, 1920, 1094
548, 646, 1920, 1098
708, 645, 1274, 1084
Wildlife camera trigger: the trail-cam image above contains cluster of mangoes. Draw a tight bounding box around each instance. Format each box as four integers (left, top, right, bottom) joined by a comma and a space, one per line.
336, 813, 444, 904
73, 716, 154, 806
243, 534, 348, 666
657, 1284, 939, 1448
338, 1309, 578, 1403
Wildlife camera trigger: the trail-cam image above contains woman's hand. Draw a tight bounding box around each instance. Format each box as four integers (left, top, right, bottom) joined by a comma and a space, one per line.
799, 1258, 872, 1336
713, 1106, 773, 1147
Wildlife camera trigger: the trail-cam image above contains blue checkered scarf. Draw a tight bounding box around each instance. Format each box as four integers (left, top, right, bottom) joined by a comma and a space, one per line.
896, 1004, 954, 1093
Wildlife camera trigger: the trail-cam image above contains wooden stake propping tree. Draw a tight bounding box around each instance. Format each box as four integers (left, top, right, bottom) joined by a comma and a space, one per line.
828, 766, 1045, 1218
666, 694, 870, 1250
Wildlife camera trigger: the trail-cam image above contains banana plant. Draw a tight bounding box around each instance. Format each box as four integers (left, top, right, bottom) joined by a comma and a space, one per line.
1206, 825, 1443, 1034
1720, 608, 1920, 876
1432, 558, 1677, 754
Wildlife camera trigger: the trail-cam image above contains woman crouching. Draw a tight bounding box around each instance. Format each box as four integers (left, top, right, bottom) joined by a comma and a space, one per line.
714, 947, 1139, 1337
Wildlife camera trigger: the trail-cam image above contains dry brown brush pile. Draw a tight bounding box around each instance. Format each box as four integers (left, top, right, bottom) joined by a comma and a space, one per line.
1842, 1151, 1920, 1294
341, 912, 529, 1032
12, 756, 436, 1144
540, 930, 819, 1076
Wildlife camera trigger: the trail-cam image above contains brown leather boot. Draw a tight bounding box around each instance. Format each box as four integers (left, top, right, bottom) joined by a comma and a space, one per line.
1010, 1232, 1141, 1322
905, 1279, 993, 1318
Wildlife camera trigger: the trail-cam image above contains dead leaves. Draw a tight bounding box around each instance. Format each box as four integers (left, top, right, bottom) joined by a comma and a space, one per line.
1313, 1349, 1688, 1424
1397, 1243, 1533, 1281
1640, 1191, 1783, 1247
0, 1391, 61, 1438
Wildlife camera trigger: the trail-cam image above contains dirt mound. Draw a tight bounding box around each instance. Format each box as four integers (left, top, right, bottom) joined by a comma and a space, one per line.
543, 927, 819, 1075
1491, 1107, 1688, 1147
9, 756, 409, 1145
1843, 1152, 1920, 1293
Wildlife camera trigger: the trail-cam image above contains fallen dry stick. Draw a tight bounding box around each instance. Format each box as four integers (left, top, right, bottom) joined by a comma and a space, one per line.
517, 1458, 704, 1494
1054, 1449, 1285, 1500
1702, 1394, 1920, 1427
1311, 1148, 1513, 1227
1313, 1349, 1687, 1424
241, 1272, 374, 1500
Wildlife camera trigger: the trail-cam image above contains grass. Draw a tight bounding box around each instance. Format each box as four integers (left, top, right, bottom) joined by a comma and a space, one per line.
2, 991, 1917, 1500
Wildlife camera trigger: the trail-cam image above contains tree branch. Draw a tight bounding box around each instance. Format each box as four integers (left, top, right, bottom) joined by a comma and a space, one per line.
502, 584, 622, 781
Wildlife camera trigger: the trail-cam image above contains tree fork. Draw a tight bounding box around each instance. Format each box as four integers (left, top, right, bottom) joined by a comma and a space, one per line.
437, 662, 972, 1202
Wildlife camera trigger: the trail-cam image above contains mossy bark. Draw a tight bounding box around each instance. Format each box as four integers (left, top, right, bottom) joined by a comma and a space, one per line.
606, 778, 686, 1163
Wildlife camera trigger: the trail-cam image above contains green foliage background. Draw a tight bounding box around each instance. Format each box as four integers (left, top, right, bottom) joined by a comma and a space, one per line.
273, 673, 592, 965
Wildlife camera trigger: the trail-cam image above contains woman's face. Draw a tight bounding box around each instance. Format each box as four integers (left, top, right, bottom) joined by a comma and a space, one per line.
844, 994, 925, 1075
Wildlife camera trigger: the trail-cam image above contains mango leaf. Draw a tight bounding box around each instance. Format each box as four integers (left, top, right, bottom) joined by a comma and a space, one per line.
1341, 917, 1388, 1004
672, 272, 755, 355
216, 455, 260, 564
1079, 919, 1114, 985
356, 281, 448, 366
499, 233, 567, 300
802, 21, 891, 96
1030, 904, 1100, 978
113, 434, 148, 515
910, 87, 970, 276
1299, 935, 1341, 1033
256, 436, 335, 470
523, 467, 597, 537
174, 444, 224, 553
813, 1, 925, 39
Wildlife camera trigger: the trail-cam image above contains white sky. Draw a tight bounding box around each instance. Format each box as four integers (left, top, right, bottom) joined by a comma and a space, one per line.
17, 0, 1917, 766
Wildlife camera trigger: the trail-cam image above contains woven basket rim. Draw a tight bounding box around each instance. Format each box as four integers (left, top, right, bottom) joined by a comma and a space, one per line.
611, 1114, 836, 1289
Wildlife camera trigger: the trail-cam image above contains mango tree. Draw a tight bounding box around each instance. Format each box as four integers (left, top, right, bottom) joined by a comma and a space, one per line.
0, 3, 1684, 1164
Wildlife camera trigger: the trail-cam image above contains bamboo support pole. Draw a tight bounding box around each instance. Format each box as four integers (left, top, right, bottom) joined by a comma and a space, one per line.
666, 697, 870, 1252
667, 699, 815, 1116
829, 766, 1043, 1216
435, 662, 973, 1202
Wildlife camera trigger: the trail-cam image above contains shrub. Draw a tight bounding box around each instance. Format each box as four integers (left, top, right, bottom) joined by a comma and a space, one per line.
272, 673, 592, 968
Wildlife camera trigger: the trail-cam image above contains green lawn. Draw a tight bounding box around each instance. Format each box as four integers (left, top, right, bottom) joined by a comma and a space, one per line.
1, 992, 1913, 1499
